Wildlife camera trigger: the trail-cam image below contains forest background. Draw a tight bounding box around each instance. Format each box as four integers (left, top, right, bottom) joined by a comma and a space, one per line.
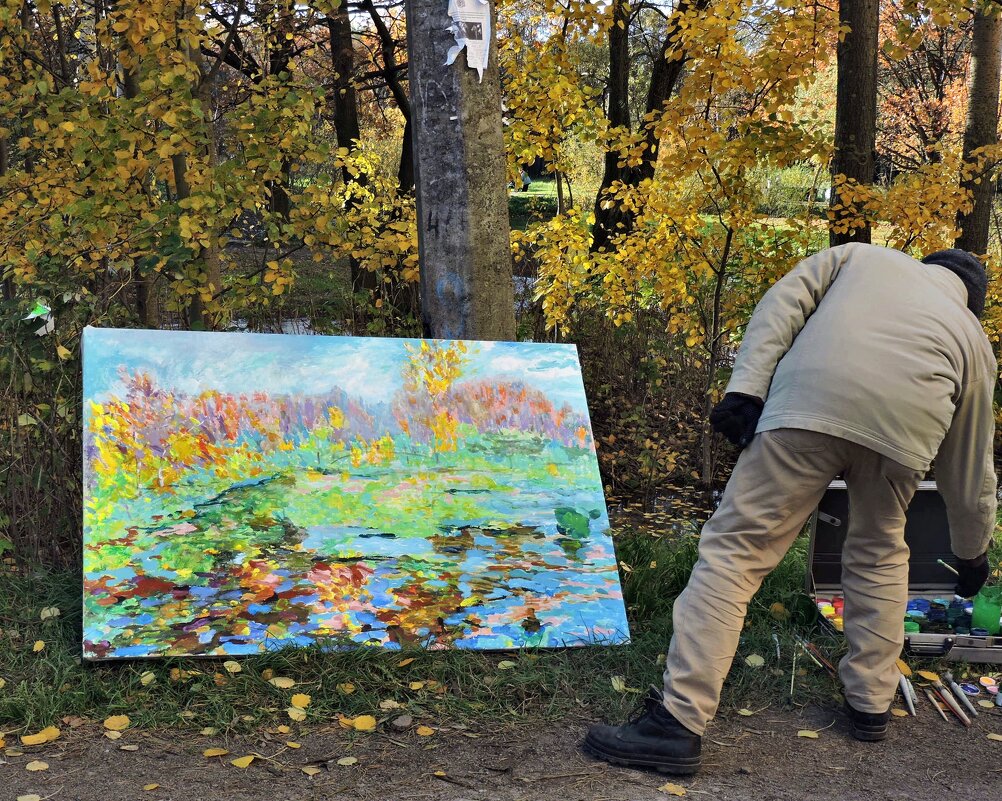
3, 0, 1002, 566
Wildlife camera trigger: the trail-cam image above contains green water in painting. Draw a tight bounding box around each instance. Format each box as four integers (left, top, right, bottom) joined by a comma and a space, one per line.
83, 449, 629, 658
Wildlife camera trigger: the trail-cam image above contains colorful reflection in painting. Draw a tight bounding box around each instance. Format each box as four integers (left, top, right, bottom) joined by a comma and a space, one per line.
82, 328, 630, 658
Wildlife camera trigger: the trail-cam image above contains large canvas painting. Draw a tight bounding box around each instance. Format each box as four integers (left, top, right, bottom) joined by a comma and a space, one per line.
82, 327, 630, 658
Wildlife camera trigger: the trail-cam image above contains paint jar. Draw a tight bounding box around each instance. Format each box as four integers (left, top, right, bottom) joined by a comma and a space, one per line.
832, 597, 844, 616
971, 628, 991, 637
820, 604, 836, 618
904, 621, 920, 634
908, 598, 931, 614
832, 616, 843, 632
971, 586, 1002, 636
955, 626, 970, 635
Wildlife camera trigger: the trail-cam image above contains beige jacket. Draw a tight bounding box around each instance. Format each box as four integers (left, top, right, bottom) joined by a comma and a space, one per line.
726, 243, 998, 559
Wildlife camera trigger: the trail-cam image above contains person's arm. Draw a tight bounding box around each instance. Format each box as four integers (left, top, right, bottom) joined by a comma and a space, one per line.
725, 245, 852, 401
935, 371, 998, 560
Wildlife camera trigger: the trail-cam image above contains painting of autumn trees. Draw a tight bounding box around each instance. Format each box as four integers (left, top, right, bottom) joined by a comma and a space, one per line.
81, 328, 629, 658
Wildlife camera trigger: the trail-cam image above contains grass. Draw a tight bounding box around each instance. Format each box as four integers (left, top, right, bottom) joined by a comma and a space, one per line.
0, 524, 852, 735
509, 180, 559, 231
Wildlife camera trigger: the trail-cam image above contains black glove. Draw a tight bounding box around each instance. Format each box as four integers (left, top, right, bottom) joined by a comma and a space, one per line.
709, 393, 764, 448
954, 553, 990, 598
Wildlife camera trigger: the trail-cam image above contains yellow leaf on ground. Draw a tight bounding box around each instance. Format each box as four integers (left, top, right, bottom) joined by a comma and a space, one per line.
891, 709, 909, 717
797, 730, 819, 739
104, 715, 131, 731
737, 709, 754, 717
659, 782, 687, 796
200, 727, 217, 736
302, 766, 322, 776
223, 660, 242, 674
32, 641, 45, 653
398, 658, 415, 667
203, 748, 229, 757
917, 670, 939, 682
291, 693, 311, 709
409, 681, 426, 691
337, 756, 358, 766
39, 607, 60, 621
104, 731, 122, 740
744, 654, 765, 668
230, 755, 255, 768
379, 699, 402, 710
287, 706, 306, 722
497, 660, 516, 670
143, 785, 160, 791
21, 726, 60, 746
610, 676, 626, 692
276, 725, 290, 734
979, 700, 995, 709
120, 744, 139, 752
353, 715, 377, 732
337, 683, 356, 694
18, 795, 43, 801
261, 668, 275, 681
286, 741, 301, 749
269, 676, 295, 688
25, 760, 48, 771
0, 677, 6, 689
140, 671, 156, 687
416, 725, 435, 737
0, 737, 5, 749
988, 733, 1002, 742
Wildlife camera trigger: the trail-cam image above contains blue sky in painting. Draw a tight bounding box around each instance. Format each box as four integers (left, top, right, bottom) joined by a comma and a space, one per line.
83, 328, 589, 411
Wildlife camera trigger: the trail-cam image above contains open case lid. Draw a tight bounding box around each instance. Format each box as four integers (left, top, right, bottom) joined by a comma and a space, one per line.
807, 480, 959, 595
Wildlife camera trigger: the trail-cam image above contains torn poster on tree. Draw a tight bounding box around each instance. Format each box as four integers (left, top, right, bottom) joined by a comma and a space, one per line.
81, 328, 631, 658
446, 0, 490, 80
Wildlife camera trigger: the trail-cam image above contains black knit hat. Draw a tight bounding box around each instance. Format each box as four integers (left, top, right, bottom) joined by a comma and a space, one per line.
922, 249, 988, 318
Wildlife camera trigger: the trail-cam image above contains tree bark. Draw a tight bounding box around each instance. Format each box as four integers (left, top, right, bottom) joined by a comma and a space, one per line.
405, 0, 515, 341
956, 7, 1002, 255
830, 0, 879, 247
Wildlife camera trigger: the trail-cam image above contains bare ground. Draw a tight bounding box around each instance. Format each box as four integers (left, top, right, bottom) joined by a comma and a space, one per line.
6, 703, 1002, 801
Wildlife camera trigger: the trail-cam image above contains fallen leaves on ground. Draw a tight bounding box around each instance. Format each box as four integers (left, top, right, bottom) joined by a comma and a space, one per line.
291, 693, 311, 709
120, 744, 139, 752
744, 654, 765, 668
796, 730, 819, 739
25, 760, 48, 771
891, 709, 909, 717
737, 709, 755, 717
416, 725, 435, 737
104, 731, 122, 740
21, 726, 60, 746
769, 602, 789, 621
285, 741, 301, 749
230, 755, 255, 768
337, 756, 358, 766
337, 683, 356, 694
610, 676, 626, 692
979, 700, 995, 709
988, 733, 1002, 742
104, 715, 131, 731
140, 672, 156, 687
379, 699, 402, 710
203, 748, 229, 758
302, 766, 322, 776
223, 661, 242, 674
497, 660, 516, 670
39, 607, 60, 621
200, 727, 218, 736
287, 706, 306, 722
409, 681, 426, 691
348, 715, 377, 732
32, 641, 45, 653
397, 658, 415, 667
143, 785, 159, 791
269, 676, 296, 689
18, 795, 42, 801
659, 782, 687, 796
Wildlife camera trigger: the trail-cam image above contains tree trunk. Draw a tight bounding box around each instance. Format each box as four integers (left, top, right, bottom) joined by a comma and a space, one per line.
405, 0, 515, 341
830, 0, 879, 247
956, 7, 1002, 255
591, 0, 632, 252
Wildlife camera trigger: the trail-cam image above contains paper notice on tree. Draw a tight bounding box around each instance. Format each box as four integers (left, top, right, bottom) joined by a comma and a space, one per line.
445, 0, 490, 81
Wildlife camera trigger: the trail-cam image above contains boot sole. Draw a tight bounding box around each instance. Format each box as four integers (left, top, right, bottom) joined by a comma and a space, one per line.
850, 725, 887, 742
581, 734, 701, 775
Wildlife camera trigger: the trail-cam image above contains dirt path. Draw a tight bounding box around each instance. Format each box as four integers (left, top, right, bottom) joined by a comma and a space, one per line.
6, 704, 1001, 801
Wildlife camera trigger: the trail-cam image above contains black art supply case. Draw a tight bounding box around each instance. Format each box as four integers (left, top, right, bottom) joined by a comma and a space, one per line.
807, 481, 1002, 664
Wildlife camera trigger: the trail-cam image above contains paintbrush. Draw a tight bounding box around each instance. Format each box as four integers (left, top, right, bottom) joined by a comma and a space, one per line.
898, 674, 916, 716
937, 559, 960, 577
795, 636, 838, 678
923, 687, 950, 722
943, 670, 979, 718
918, 670, 972, 726
896, 658, 919, 706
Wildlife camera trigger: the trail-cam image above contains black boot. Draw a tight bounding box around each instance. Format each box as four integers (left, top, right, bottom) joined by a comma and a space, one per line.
583, 688, 701, 774
844, 700, 890, 741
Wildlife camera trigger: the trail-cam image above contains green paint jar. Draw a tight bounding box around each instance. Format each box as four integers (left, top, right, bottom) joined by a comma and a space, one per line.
971, 586, 1002, 636
903, 620, 920, 633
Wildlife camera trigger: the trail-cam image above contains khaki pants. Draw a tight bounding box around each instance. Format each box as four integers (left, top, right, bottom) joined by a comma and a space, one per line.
662, 428, 924, 735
